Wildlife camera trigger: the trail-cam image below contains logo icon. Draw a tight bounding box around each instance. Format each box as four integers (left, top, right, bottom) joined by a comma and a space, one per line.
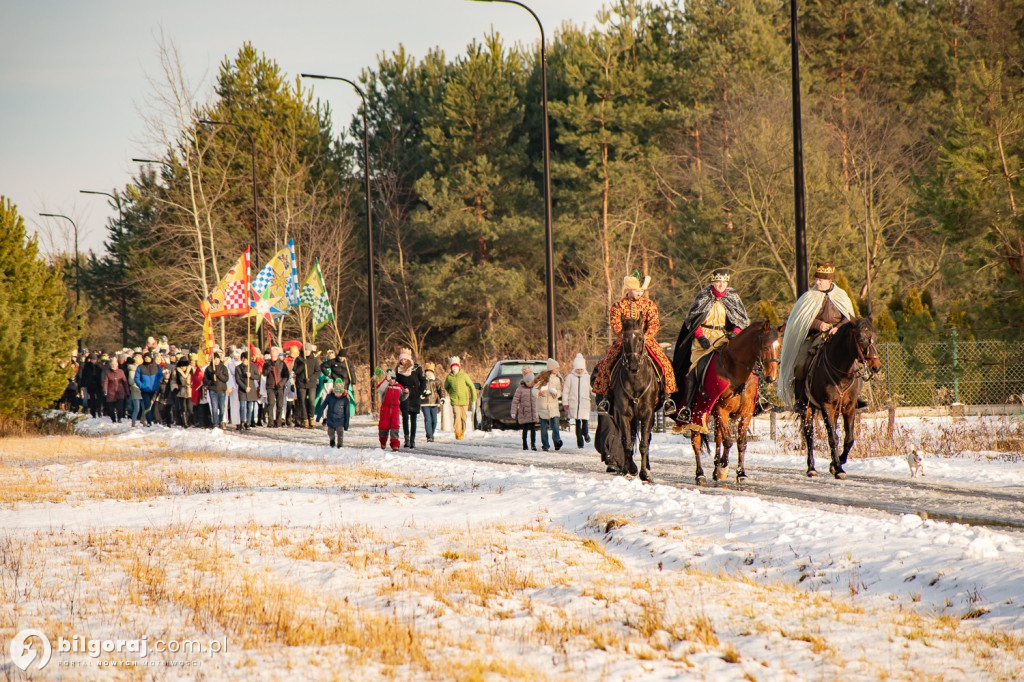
9, 629, 52, 671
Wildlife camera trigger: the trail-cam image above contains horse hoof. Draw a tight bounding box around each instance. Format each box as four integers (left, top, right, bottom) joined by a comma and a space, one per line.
736, 471, 748, 481
713, 468, 728, 481
696, 475, 708, 486
834, 471, 847, 480
806, 470, 818, 478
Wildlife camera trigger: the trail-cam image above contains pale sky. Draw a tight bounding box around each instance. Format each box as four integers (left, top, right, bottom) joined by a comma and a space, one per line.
1, 0, 607, 255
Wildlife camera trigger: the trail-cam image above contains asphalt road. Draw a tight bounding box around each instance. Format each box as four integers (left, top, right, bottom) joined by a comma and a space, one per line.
239, 421, 1024, 533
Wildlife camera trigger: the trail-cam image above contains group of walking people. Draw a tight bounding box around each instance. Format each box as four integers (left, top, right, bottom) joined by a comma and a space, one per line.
508, 354, 593, 452
62, 338, 357, 432
373, 352, 477, 450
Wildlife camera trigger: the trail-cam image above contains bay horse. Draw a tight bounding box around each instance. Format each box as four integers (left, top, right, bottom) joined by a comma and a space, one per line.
709, 321, 783, 482
607, 317, 663, 482
673, 320, 781, 485
798, 317, 881, 479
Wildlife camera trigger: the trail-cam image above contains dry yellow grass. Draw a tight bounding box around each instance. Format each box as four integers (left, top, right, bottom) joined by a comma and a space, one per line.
0, 435, 415, 507
2, 434, 1022, 680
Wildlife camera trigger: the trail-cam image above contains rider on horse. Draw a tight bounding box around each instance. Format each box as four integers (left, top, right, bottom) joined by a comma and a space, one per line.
673, 269, 749, 425
777, 261, 867, 410
592, 272, 677, 410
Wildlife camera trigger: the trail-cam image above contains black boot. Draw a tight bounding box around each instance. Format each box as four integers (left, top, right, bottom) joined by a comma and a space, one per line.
677, 371, 699, 423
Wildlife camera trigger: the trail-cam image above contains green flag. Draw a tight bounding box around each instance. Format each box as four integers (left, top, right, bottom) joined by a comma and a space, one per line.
299, 258, 335, 340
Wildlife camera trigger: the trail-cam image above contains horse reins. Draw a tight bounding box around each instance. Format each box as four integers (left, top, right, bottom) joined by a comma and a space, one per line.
616, 332, 654, 407
808, 325, 875, 405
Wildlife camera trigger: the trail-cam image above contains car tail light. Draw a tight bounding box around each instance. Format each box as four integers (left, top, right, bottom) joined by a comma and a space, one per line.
488, 378, 511, 389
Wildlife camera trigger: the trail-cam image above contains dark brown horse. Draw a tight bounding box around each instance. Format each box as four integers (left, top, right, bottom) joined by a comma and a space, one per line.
709, 321, 783, 482
798, 317, 881, 479
675, 320, 781, 485
607, 317, 663, 482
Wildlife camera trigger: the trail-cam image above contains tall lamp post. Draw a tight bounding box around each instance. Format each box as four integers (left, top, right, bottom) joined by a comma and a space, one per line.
468, 0, 556, 359
81, 190, 128, 346
791, 0, 808, 296
300, 72, 379, 400
196, 119, 263, 348
132, 157, 172, 170
40, 212, 81, 353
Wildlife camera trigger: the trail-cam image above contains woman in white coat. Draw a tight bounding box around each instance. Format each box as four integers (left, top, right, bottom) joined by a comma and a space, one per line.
533, 358, 563, 451
563, 353, 592, 448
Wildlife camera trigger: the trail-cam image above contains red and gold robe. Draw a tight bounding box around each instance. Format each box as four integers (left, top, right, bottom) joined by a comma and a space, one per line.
593, 297, 677, 394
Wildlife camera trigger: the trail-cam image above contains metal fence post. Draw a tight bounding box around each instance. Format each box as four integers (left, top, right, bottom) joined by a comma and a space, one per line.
883, 342, 891, 398
951, 329, 960, 404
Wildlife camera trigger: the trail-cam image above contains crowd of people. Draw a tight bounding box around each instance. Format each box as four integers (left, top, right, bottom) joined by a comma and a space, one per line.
59, 335, 359, 434
57, 337, 522, 452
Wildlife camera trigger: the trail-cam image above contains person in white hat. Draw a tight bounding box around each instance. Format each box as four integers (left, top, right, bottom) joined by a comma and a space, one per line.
443, 356, 476, 440
563, 353, 592, 448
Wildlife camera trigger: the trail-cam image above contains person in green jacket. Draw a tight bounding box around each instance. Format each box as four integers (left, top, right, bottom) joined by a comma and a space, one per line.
443, 356, 476, 440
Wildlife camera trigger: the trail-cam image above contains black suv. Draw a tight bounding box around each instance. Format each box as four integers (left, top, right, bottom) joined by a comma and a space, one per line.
474, 359, 551, 431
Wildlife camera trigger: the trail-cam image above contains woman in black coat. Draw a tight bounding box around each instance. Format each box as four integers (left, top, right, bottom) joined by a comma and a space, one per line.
394, 348, 426, 448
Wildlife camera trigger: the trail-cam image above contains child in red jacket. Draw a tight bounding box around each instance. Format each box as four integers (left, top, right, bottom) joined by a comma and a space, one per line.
377, 368, 408, 450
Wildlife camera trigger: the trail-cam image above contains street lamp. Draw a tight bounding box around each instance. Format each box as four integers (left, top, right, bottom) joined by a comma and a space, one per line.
81, 190, 128, 346
790, 0, 808, 296
468, 0, 556, 359
300, 73, 379, 397
40, 212, 81, 353
196, 119, 263, 348
132, 157, 172, 169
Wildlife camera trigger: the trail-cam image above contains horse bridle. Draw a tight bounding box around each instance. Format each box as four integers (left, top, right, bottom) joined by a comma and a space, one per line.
617, 329, 654, 406
727, 331, 779, 381
815, 324, 878, 389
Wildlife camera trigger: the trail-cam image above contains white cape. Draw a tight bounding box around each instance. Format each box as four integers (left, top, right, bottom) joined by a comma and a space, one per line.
777, 287, 855, 407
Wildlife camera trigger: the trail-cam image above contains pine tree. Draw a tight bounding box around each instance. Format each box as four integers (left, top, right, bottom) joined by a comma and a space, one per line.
0, 197, 76, 420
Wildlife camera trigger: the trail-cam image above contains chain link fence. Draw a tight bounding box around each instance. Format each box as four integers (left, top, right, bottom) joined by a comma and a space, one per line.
872, 333, 1024, 407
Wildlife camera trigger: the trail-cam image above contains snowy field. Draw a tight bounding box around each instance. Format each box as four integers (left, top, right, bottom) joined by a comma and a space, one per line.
1, 413, 1022, 680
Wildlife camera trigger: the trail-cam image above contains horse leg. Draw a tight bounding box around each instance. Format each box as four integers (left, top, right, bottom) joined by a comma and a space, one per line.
735, 414, 749, 481
839, 405, 856, 469
621, 418, 638, 477
803, 407, 818, 477
638, 414, 655, 483
822, 407, 844, 479
713, 412, 731, 481
691, 433, 707, 486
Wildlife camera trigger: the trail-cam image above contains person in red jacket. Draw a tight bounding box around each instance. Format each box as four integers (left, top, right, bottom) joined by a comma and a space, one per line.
190, 357, 208, 428
376, 368, 408, 451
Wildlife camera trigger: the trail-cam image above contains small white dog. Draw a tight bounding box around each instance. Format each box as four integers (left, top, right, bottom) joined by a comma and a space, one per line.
907, 449, 925, 478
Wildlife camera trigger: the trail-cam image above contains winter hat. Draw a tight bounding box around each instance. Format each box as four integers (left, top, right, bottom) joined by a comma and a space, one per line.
522, 368, 535, 383
449, 356, 461, 370
573, 353, 586, 371
546, 357, 559, 371
622, 271, 651, 294
333, 379, 346, 392
398, 348, 413, 363
305, 343, 316, 353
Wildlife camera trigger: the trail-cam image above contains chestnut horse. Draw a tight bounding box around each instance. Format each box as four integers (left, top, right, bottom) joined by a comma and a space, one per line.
709, 321, 783, 482
798, 317, 881, 479
677, 320, 781, 485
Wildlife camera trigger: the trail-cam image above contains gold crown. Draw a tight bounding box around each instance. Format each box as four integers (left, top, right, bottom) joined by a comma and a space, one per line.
710, 270, 730, 283
815, 265, 836, 275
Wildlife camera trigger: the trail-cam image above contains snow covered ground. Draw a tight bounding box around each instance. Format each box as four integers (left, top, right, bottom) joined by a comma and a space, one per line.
1, 414, 1022, 680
